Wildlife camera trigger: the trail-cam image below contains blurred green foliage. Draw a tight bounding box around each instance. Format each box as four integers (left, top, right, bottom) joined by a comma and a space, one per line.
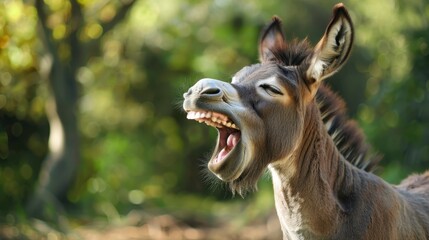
0, 0, 428, 224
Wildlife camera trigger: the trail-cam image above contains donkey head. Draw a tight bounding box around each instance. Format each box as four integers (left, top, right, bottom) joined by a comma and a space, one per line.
183, 3, 354, 194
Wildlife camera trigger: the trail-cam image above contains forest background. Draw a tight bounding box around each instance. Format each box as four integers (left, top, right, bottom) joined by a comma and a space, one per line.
1, 0, 428, 238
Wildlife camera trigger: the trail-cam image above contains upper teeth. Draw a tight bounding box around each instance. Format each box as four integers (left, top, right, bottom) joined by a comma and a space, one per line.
187, 111, 239, 130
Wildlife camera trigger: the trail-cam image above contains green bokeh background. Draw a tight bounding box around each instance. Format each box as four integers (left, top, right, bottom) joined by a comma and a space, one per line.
1, 0, 428, 237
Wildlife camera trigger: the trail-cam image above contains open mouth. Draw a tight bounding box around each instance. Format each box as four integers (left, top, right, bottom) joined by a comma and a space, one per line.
187, 111, 241, 165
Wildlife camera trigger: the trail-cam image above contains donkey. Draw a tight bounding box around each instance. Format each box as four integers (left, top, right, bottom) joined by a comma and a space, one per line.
183, 3, 429, 239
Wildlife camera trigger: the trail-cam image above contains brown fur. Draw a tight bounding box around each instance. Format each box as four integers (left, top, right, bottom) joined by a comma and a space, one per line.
183, 3, 429, 239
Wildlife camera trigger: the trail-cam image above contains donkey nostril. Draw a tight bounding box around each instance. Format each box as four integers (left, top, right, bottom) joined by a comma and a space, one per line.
201, 87, 221, 96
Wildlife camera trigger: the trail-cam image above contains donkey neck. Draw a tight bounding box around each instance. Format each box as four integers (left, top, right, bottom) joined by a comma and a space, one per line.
269, 102, 358, 239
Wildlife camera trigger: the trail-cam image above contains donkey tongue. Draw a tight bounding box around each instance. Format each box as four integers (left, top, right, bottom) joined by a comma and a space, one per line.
217, 132, 241, 163
218, 149, 229, 162
227, 131, 240, 148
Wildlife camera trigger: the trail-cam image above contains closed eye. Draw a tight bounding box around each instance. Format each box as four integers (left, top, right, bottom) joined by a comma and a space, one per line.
260, 84, 283, 96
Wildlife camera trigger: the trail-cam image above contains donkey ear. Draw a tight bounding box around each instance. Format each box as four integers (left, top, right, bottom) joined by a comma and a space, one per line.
259, 17, 286, 62
307, 3, 354, 82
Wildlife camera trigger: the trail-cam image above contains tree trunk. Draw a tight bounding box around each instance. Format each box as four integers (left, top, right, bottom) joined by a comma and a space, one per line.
27, 59, 80, 221
27, 0, 136, 221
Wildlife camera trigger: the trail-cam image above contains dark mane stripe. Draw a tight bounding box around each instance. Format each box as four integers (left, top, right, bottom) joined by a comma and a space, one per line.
270, 39, 313, 66
316, 85, 380, 172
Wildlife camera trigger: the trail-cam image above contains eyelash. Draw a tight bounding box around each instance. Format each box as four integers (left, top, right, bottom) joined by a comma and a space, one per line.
260, 84, 283, 95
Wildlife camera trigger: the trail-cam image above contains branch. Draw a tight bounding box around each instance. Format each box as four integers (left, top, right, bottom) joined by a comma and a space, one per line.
100, 0, 137, 36
69, 0, 84, 72
85, 0, 111, 19
35, 0, 59, 64
81, 0, 137, 63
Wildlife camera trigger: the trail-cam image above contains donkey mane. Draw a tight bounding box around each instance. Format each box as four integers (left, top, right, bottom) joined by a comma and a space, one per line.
267, 36, 380, 173
316, 85, 380, 172
270, 39, 312, 67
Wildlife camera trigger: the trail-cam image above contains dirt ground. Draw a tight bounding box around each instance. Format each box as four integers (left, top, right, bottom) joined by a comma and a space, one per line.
0, 211, 282, 240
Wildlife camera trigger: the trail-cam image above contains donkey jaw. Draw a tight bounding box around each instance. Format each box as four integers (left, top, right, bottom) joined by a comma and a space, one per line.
187, 110, 244, 181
